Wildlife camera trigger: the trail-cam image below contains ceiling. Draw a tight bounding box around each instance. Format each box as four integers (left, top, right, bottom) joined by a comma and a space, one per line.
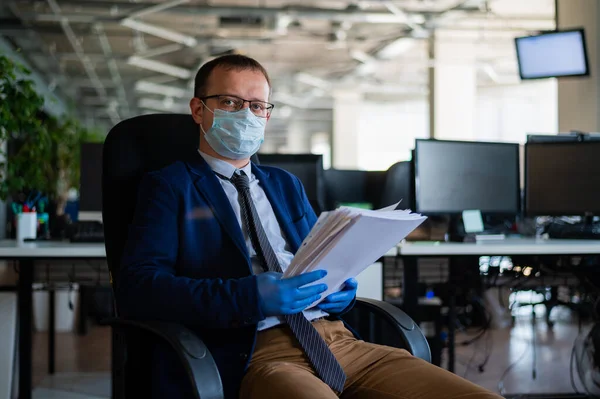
1, 0, 555, 144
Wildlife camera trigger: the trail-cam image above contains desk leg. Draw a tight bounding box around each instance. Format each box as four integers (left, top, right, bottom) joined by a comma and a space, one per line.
402, 256, 419, 323
447, 258, 457, 373
18, 259, 34, 399
48, 288, 55, 375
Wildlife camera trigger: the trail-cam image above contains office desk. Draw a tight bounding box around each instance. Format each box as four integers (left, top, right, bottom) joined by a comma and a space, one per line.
395, 238, 600, 372
0, 240, 106, 399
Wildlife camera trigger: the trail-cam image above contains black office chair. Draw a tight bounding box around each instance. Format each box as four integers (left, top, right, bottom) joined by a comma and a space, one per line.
102, 113, 431, 399
380, 161, 413, 209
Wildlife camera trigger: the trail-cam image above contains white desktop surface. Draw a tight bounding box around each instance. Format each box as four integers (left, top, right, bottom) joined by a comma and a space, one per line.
399, 237, 600, 256
0, 240, 106, 258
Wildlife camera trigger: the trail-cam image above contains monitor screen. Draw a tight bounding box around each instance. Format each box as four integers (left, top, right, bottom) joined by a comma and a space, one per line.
515, 29, 589, 79
79, 142, 103, 218
323, 169, 387, 211
414, 139, 520, 215
525, 142, 600, 216
258, 154, 325, 212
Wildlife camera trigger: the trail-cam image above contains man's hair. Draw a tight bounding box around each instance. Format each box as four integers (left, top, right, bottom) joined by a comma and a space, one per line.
193, 54, 271, 98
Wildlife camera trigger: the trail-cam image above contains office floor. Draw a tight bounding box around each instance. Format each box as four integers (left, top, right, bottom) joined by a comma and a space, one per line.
31, 306, 589, 399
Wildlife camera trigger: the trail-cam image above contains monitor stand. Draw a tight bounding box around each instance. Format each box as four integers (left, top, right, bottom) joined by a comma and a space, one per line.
446, 216, 467, 243
445, 215, 509, 243
583, 213, 595, 226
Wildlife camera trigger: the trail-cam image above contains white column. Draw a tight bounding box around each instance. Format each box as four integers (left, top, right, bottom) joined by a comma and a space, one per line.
556, 0, 600, 133
283, 118, 312, 153
332, 90, 363, 169
431, 31, 477, 141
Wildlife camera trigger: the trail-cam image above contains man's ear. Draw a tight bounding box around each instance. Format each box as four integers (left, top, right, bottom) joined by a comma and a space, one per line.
190, 97, 203, 125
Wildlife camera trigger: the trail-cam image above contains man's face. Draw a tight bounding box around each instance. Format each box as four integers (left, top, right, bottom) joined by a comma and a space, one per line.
190, 67, 271, 134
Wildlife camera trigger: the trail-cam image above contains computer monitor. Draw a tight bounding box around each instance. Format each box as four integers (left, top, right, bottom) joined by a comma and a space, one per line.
527, 133, 582, 143
257, 154, 325, 213
515, 28, 589, 80
414, 139, 521, 215
527, 133, 600, 143
78, 142, 103, 222
525, 141, 600, 218
323, 169, 387, 211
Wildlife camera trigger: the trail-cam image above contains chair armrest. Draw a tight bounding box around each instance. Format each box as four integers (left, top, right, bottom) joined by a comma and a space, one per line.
349, 298, 431, 363
107, 318, 224, 399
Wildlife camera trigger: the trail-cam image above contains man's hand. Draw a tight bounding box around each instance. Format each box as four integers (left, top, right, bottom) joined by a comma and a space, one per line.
317, 278, 358, 314
256, 270, 328, 317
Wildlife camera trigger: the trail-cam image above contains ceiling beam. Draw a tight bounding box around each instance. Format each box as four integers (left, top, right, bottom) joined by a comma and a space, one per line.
16, 2, 426, 24
0, 37, 68, 116
94, 23, 131, 115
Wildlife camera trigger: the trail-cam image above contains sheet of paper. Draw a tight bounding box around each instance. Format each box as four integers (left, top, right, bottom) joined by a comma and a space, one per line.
305, 215, 426, 306
284, 204, 427, 307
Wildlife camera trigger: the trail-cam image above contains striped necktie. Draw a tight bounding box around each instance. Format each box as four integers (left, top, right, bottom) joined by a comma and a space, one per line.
230, 170, 346, 393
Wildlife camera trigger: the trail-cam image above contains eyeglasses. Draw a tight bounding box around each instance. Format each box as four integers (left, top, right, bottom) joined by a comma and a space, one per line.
201, 94, 275, 118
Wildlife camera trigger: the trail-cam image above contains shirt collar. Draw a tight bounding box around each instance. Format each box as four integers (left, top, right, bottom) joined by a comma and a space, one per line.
198, 150, 252, 180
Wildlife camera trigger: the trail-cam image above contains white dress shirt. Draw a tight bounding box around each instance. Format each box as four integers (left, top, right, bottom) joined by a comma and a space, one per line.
198, 151, 327, 331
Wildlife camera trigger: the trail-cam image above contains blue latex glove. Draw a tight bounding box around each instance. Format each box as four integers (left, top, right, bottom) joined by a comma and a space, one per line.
256, 270, 328, 317
317, 278, 358, 313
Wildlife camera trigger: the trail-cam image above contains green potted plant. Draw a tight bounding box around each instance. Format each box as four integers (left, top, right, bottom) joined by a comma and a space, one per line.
0, 54, 102, 239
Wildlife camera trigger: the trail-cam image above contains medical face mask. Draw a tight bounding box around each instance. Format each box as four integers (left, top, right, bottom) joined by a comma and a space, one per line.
201, 106, 266, 160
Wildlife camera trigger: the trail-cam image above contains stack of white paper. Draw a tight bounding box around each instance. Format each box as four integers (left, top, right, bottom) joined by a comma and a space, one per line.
284, 202, 427, 306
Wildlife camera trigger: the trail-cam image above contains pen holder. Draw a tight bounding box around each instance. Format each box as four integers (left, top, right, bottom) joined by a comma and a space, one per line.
16, 212, 37, 243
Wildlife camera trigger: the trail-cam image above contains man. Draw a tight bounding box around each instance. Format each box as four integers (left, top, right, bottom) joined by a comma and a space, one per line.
118, 54, 502, 399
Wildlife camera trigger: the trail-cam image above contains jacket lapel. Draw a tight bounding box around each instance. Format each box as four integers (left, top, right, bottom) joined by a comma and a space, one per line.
185, 156, 249, 259
252, 164, 302, 253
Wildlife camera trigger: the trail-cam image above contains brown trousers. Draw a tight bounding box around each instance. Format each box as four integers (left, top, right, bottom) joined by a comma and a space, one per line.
239, 319, 503, 399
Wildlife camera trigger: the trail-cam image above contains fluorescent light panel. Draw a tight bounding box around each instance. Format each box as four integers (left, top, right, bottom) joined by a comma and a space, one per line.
121, 18, 197, 47
127, 0, 190, 20
294, 72, 331, 90
138, 97, 189, 113
135, 80, 188, 98
350, 50, 374, 63
128, 56, 192, 79
377, 37, 416, 59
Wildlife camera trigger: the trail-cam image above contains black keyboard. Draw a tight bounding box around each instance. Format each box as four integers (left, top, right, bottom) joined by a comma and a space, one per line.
545, 223, 600, 240
68, 221, 105, 243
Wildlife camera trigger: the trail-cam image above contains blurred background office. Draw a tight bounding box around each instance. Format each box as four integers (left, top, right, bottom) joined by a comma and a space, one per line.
1, 0, 600, 398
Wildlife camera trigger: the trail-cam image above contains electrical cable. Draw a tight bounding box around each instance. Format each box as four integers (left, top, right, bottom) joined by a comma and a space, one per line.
575, 331, 592, 396
530, 291, 537, 381
478, 325, 493, 373
463, 329, 480, 380
461, 296, 494, 378
570, 338, 582, 394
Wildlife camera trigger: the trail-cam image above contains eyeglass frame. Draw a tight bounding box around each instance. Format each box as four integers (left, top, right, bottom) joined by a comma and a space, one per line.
198, 94, 275, 118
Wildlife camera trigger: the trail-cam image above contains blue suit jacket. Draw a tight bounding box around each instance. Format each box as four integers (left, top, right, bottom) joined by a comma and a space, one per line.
118, 154, 352, 398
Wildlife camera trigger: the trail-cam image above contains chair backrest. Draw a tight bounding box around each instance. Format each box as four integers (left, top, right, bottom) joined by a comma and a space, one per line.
380, 161, 414, 210
102, 113, 261, 289
102, 113, 200, 288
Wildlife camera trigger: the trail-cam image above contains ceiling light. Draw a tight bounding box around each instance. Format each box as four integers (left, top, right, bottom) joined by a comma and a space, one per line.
294, 73, 331, 90
134, 43, 184, 59
127, 0, 190, 20
121, 18, 197, 47
138, 97, 189, 113
356, 62, 376, 76
350, 50, 374, 64
128, 56, 192, 79
135, 80, 188, 98
377, 37, 416, 60
362, 13, 424, 24
481, 64, 500, 83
